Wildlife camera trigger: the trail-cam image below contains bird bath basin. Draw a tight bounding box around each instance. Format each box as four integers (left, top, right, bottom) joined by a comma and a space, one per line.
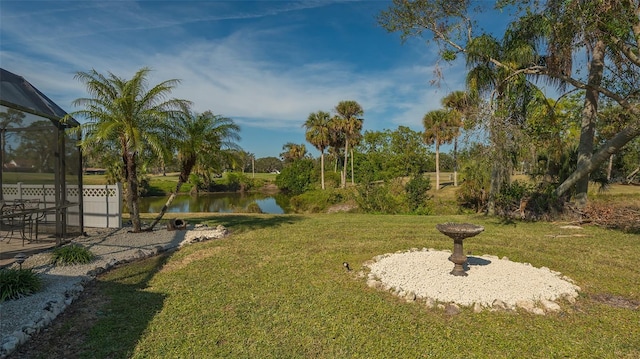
436, 223, 485, 276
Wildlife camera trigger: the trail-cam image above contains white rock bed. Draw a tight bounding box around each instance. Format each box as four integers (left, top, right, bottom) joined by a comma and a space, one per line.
365, 248, 580, 314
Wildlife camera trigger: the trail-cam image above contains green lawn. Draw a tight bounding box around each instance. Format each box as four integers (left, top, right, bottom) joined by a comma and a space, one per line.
80, 214, 638, 358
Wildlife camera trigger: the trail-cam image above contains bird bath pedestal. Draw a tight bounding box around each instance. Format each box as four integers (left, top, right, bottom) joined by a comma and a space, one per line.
436, 223, 485, 276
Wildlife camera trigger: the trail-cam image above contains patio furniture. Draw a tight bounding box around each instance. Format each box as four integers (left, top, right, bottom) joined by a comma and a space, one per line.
14, 199, 49, 242
1, 202, 31, 246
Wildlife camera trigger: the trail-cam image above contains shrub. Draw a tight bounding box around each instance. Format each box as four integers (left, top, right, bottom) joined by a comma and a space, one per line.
457, 158, 491, 212
189, 173, 204, 191
323, 171, 342, 189
289, 188, 349, 213
0, 268, 42, 301
245, 202, 263, 213
51, 244, 96, 266
225, 172, 258, 192
354, 179, 407, 214
275, 159, 316, 195
494, 181, 566, 221
494, 180, 535, 217
224, 172, 243, 192
405, 174, 431, 212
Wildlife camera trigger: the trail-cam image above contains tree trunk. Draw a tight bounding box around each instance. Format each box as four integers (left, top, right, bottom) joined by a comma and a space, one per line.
574, 40, 605, 208
350, 148, 355, 185
555, 122, 640, 197
320, 150, 325, 190
125, 152, 142, 232
342, 140, 349, 188
486, 120, 510, 215
453, 137, 458, 187
607, 154, 613, 181
145, 158, 195, 231
435, 140, 440, 191
146, 191, 179, 230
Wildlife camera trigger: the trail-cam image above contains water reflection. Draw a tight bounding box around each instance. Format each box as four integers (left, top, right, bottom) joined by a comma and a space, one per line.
137, 193, 290, 214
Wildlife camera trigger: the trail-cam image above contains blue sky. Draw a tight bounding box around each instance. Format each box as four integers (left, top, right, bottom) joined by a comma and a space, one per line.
0, 1, 500, 159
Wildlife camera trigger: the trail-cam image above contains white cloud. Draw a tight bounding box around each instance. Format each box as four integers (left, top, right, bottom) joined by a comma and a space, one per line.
1, 0, 469, 138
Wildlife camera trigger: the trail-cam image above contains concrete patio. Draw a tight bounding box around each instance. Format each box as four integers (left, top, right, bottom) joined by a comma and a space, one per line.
0, 235, 58, 268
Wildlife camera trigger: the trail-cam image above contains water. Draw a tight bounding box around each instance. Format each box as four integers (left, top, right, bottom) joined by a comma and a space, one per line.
137, 192, 290, 214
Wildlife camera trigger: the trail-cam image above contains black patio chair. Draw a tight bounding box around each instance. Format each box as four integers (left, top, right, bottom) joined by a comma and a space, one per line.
1, 202, 30, 246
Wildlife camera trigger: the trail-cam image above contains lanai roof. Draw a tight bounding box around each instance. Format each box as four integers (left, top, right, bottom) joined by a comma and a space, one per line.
0, 68, 79, 127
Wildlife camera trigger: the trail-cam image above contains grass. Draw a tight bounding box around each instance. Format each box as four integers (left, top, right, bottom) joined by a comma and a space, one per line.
82, 172, 278, 195
75, 213, 639, 358
2, 172, 59, 184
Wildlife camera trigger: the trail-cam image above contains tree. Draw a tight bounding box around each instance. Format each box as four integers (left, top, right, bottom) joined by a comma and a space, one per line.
327, 117, 346, 174
378, 0, 640, 208
441, 90, 476, 186
0, 108, 24, 129
523, 93, 581, 182
334, 100, 364, 188
536, 1, 639, 203
423, 109, 458, 190
303, 111, 331, 189
254, 156, 283, 173
70, 67, 190, 232
356, 127, 430, 182
15, 120, 55, 172
597, 102, 636, 180
146, 110, 240, 230
0, 108, 25, 184
280, 142, 308, 164
275, 158, 316, 195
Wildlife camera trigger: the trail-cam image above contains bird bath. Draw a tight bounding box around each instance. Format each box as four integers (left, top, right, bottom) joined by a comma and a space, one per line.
436, 223, 485, 276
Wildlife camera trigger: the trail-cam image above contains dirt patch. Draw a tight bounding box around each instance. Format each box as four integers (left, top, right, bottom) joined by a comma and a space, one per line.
260, 183, 280, 194
326, 203, 358, 213
591, 293, 640, 310
6, 280, 110, 359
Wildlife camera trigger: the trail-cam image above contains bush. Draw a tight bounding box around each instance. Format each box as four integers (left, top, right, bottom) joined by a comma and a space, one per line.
51, 244, 96, 266
494, 180, 535, 217
323, 171, 342, 189
289, 188, 349, 213
354, 179, 407, 214
494, 181, 566, 221
0, 268, 42, 301
189, 173, 204, 191
245, 202, 263, 213
275, 159, 316, 195
224, 172, 260, 192
405, 174, 431, 212
457, 159, 491, 212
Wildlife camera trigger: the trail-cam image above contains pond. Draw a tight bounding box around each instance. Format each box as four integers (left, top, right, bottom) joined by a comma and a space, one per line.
137, 192, 291, 214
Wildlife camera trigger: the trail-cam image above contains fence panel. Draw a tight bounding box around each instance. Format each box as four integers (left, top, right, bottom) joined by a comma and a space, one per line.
2, 183, 122, 228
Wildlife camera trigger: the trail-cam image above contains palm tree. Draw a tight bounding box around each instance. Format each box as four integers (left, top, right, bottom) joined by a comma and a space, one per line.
280, 142, 307, 163
327, 116, 346, 174
441, 91, 476, 186
465, 32, 540, 212
423, 109, 458, 190
71, 67, 190, 232
334, 100, 364, 188
303, 111, 331, 189
146, 110, 240, 230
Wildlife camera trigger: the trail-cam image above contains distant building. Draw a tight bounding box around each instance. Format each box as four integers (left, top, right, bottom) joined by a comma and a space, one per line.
84, 167, 106, 175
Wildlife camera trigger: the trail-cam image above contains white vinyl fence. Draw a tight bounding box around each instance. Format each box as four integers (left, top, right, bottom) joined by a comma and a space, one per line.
2, 183, 122, 228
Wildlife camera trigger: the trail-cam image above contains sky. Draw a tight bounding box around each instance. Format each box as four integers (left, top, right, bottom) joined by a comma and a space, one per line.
0, 1, 503, 159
